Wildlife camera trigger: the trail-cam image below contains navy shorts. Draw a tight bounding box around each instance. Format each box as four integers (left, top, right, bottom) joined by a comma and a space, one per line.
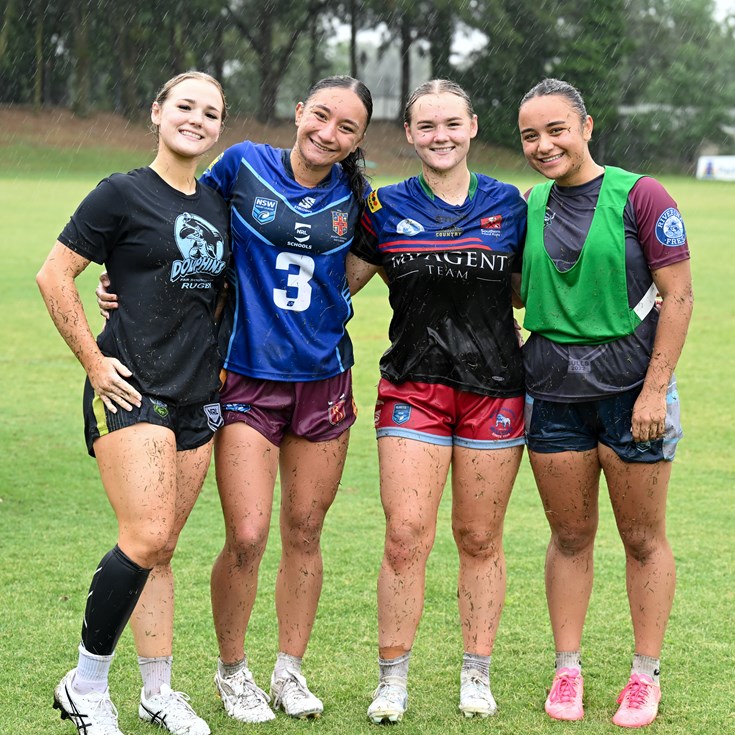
83, 379, 223, 457
524, 379, 683, 463
219, 370, 356, 446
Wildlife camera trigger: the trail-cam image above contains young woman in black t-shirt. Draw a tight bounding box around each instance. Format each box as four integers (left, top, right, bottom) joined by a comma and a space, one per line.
37, 72, 229, 735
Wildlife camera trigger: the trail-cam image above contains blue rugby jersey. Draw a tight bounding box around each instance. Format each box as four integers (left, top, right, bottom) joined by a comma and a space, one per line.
353, 173, 527, 397
201, 142, 360, 381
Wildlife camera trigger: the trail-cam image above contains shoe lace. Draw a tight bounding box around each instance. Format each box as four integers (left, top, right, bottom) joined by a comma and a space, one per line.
227, 670, 271, 710
275, 671, 313, 708
461, 669, 490, 697
372, 677, 407, 707
155, 689, 198, 721
548, 672, 580, 704
85, 691, 120, 733
617, 675, 652, 709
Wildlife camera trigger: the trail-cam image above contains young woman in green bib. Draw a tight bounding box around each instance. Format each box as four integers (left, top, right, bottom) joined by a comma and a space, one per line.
517, 79, 693, 728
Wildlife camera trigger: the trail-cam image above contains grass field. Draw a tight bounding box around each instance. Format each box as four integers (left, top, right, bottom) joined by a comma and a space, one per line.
0, 156, 733, 735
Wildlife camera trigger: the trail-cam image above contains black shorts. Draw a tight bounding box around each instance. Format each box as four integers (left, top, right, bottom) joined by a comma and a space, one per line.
82, 379, 223, 457
524, 380, 683, 463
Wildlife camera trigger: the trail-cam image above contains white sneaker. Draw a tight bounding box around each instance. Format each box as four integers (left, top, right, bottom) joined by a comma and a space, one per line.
270, 669, 323, 718
214, 666, 275, 723
53, 669, 123, 735
367, 676, 408, 724
139, 684, 210, 734
459, 668, 497, 718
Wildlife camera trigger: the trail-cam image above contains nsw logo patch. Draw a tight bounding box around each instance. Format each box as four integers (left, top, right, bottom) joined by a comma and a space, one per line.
252, 197, 278, 224
392, 403, 412, 425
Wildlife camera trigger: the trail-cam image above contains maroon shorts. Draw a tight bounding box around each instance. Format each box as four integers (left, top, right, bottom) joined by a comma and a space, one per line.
374, 379, 525, 449
220, 370, 356, 446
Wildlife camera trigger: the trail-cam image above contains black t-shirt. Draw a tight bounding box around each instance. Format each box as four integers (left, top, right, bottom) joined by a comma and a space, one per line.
59, 167, 230, 404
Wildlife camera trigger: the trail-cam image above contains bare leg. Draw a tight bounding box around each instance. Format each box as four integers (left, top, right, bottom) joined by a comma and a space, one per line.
529, 449, 601, 652
601, 446, 675, 658
275, 431, 350, 657
210, 423, 279, 664
95, 423, 180, 568
452, 445, 522, 655
377, 437, 452, 659
129, 441, 213, 657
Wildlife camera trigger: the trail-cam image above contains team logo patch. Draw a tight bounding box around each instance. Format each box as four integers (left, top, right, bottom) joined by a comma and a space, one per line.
367, 189, 382, 213
480, 215, 503, 236
655, 208, 686, 247
489, 406, 517, 438
223, 403, 251, 414
396, 218, 424, 236
252, 196, 278, 224
150, 398, 169, 418
332, 211, 348, 236
204, 403, 224, 432
328, 395, 347, 426
171, 212, 227, 284
392, 403, 412, 425
294, 222, 311, 243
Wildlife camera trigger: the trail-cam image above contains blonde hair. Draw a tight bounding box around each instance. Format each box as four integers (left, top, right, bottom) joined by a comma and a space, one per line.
404, 79, 474, 125
151, 71, 227, 140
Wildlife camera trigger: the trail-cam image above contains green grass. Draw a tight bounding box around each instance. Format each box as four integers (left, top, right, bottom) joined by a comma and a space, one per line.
1, 165, 734, 735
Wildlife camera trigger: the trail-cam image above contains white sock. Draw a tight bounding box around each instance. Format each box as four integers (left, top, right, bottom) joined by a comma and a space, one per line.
274, 651, 302, 680
138, 655, 173, 698
74, 643, 114, 695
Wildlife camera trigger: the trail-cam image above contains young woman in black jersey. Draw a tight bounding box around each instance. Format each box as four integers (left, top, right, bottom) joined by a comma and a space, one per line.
518, 78, 692, 728
98, 76, 374, 723
348, 80, 527, 722
37, 72, 229, 735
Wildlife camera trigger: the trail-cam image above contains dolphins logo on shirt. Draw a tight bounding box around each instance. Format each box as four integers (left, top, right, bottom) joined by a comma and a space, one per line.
171, 212, 226, 284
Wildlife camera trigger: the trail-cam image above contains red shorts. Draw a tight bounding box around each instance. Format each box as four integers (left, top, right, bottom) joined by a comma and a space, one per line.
374, 379, 525, 449
220, 370, 356, 446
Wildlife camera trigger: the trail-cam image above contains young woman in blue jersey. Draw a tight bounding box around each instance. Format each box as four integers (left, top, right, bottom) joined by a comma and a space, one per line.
202, 76, 373, 722
37, 72, 229, 735
348, 79, 527, 723
98, 75, 373, 723
518, 79, 693, 728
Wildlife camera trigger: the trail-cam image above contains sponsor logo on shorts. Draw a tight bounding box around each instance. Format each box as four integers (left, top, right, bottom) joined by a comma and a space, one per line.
150, 398, 169, 418
480, 215, 503, 236
396, 218, 424, 236
374, 400, 384, 427
328, 394, 347, 426
332, 211, 348, 237
204, 403, 224, 432
392, 403, 412, 425
224, 403, 251, 414
655, 207, 686, 247
252, 197, 278, 224
489, 406, 517, 438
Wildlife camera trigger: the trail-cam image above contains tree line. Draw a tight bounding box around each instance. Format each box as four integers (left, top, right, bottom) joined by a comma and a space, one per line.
2, 0, 734, 169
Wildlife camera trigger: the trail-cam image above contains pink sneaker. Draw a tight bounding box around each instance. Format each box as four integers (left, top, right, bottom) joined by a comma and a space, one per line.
612, 673, 661, 728
545, 667, 584, 721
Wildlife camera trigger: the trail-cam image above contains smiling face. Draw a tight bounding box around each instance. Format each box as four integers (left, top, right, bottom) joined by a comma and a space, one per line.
151, 77, 224, 161
292, 87, 368, 174
404, 92, 478, 176
518, 94, 598, 186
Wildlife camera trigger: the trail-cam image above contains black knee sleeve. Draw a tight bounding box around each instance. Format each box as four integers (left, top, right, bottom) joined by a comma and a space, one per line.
81, 545, 151, 655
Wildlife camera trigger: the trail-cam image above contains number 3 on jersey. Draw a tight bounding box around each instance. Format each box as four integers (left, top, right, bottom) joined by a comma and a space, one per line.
273, 252, 315, 312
